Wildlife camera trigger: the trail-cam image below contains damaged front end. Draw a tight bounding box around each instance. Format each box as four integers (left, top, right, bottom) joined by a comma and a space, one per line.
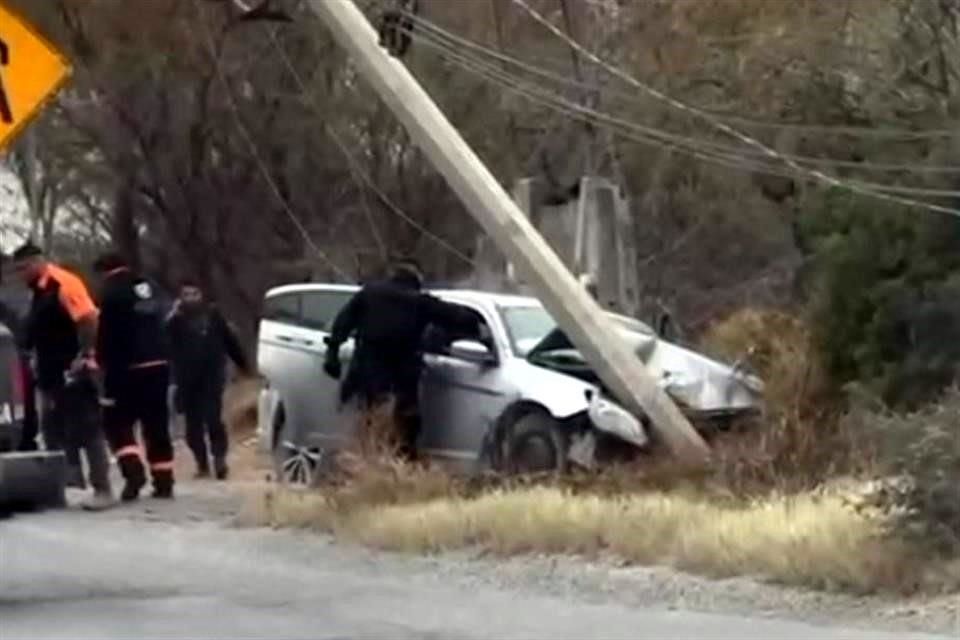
527, 316, 764, 446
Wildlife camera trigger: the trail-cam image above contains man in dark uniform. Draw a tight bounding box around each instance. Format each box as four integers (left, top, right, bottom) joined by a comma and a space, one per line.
93, 252, 175, 501
323, 259, 479, 460
12, 243, 115, 510
166, 279, 250, 480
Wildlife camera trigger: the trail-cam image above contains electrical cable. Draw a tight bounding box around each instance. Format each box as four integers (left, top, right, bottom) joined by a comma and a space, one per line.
411, 27, 960, 199
197, 6, 352, 280
506, 0, 960, 217
404, 11, 960, 141
266, 28, 477, 267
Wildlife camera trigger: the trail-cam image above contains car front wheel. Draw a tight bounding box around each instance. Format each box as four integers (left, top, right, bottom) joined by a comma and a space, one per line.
503, 411, 567, 475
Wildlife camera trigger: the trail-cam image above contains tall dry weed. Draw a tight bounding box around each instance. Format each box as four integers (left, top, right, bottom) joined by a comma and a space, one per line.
701, 307, 873, 492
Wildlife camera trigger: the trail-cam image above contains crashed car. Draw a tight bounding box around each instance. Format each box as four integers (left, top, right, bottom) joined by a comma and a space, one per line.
256, 284, 764, 485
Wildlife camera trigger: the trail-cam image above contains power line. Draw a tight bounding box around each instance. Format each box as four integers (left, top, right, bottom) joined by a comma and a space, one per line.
507, 0, 960, 218
196, 7, 352, 280
266, 29, 477, 268
404, 11, 960, 142
407, 13, 960, 176
411, 28, 960, 199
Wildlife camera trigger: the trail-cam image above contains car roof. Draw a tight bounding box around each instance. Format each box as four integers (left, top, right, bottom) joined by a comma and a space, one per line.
264, 283, 540, 307
263, 284, 652, 330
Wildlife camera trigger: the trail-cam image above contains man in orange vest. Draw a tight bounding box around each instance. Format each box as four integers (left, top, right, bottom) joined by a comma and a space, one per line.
12, 242, 114, 511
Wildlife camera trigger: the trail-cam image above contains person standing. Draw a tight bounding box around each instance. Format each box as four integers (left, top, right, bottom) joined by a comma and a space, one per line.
323, 259, 479, 460
166, 279, 249, 480
93, 252, 175, 501
11, 243, 114, 510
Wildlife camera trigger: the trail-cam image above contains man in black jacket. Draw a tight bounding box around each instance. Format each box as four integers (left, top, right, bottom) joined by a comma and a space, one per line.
93, 252, 175, 501
323, 259, 479, 460
166, 279, 249, 480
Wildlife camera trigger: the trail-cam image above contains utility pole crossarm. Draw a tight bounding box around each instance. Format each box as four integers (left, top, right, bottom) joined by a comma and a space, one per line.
306, 0, 711, 465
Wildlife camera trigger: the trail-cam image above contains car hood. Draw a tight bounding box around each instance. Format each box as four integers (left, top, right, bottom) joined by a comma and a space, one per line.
527, 325, 764, 416
501, 358, 598, 419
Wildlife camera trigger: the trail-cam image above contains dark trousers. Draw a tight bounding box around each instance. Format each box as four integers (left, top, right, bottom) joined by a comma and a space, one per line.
16, 357, 38, 451
179, 376, 227, 471
38, 379, 111, 493
102, 365, 174, 489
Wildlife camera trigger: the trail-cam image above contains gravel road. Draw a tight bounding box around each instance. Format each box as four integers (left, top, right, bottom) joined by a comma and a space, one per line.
1, 478, 959, 640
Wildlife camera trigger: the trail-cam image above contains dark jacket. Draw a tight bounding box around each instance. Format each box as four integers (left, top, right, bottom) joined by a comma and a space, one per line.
327, 278, 478, 404
96, 268, 169, 380
24, 264, 97, 391
166, 305, 248, 386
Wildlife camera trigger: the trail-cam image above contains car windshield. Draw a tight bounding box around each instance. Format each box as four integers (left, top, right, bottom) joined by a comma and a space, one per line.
499, 304, 654, 357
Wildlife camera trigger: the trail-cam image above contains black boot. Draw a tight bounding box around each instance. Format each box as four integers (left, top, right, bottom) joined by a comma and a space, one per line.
118, 456, 147, 502
152, 470, 175, 499
214, 457, 229, 481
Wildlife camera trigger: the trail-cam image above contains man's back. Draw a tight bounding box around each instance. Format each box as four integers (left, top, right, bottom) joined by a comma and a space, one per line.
98, 269, 168, 371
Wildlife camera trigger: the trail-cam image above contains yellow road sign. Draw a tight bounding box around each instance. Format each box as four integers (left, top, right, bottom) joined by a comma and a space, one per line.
0, 2, 70, 151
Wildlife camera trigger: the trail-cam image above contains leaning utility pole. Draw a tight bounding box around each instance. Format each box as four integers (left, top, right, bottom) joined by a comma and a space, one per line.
305, 0, 710, 465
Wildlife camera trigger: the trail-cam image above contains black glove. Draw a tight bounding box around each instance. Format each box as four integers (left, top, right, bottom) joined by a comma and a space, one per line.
323, 357, 342, 380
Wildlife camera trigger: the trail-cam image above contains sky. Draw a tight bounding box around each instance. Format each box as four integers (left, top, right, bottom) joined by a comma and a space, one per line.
0, 168, 29, 254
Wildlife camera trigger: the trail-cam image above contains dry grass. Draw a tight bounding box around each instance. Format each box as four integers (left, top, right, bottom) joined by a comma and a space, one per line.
700, 307, 875, 492
246, 471, 922, 594
224, 376, 262, 437
235, 309, 937, 595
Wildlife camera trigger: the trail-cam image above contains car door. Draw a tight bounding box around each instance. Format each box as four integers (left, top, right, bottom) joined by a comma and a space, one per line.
258, 291, 316, 444
419, 305, 514, 463
298, 288, 358, 449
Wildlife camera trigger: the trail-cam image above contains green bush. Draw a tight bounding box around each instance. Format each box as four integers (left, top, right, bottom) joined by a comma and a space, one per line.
800, 190, 960, 407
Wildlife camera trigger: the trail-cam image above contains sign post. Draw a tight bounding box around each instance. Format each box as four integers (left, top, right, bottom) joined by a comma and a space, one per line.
0, 2, 71, 151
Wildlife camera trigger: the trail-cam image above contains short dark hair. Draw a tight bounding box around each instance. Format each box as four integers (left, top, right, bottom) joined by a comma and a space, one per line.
92, 251, 128, 273
11, 242, 43, 261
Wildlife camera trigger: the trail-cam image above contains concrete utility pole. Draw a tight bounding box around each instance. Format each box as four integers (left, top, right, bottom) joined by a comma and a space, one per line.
305, 0, 710, 465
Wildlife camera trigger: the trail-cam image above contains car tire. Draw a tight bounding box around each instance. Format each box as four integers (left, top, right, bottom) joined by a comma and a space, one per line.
272, 441, 324, 489
503, 411, 567, 475
270, 410, 325, 489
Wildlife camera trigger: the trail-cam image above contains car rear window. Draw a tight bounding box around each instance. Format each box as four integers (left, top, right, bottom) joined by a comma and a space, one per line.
262, 293, 301, 325
300, 290, 354, 331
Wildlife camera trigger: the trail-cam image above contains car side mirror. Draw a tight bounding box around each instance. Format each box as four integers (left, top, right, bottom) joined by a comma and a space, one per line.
449, 339, 496, 364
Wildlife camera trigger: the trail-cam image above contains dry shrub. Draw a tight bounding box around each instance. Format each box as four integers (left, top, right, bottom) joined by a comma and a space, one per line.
700, 307, 872, 491
847, 388, 960, 559
223, 376, 262, 436
347, 400, 403, 460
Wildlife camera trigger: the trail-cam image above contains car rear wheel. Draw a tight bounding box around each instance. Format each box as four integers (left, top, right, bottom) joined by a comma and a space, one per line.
503, 411, 567, 475
273, 440, 324, 488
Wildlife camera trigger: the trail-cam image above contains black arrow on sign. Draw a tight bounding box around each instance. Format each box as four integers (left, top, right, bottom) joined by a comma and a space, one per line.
0, 38, 12, 124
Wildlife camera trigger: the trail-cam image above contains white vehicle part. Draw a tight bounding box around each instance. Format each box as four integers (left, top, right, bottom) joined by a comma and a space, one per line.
257, 387, 280, 454
587, 392, 648, 448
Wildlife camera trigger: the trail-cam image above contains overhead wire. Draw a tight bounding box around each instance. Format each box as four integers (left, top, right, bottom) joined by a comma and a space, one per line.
196, 5, 352, 280
408, 25, 960, 199
406, 12, 960, 175
503, 0, 960, 217
265, 28, 477, 268
403, 11, 960, 141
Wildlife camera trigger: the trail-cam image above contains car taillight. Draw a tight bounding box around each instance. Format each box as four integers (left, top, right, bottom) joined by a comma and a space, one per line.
10, 357, 25, 404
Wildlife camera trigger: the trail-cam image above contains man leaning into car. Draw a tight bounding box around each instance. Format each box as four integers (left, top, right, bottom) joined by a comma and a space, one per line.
323, 259, 478, 461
